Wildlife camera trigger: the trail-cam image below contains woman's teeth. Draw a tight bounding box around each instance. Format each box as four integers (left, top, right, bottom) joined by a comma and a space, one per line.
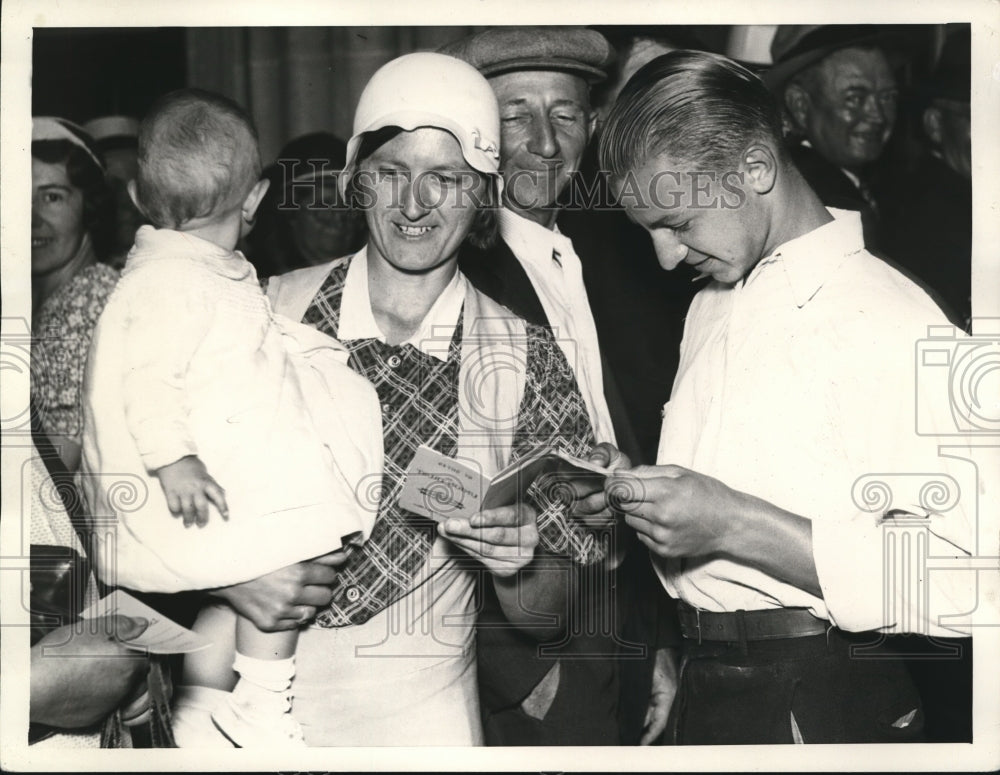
396, 224, 432, 237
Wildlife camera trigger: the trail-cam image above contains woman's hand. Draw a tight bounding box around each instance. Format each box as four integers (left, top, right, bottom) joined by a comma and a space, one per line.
30, 615, 149, 729
211, 551, 350, 631
439, 502, 539, 577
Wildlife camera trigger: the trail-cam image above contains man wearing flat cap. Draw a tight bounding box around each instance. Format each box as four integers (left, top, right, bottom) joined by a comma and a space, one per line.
441, 25, 678, 747
765, 25, 904, 250
443, 26, 627, 458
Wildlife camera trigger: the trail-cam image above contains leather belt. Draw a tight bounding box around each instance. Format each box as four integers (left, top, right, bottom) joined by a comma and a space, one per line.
678, 603, 829, 643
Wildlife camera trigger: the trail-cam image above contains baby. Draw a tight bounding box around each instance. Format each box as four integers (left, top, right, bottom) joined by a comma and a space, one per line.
80, 89, 383, 747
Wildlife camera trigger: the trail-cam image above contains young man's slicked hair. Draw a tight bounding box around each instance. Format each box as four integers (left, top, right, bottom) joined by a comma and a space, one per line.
135, 88, 262, 229
599, 50, 785, 181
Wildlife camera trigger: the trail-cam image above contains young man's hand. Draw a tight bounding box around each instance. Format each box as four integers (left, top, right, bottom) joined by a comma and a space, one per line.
605, 464, 742, 559
155, 455, 228, 527
571, 442, 634, 526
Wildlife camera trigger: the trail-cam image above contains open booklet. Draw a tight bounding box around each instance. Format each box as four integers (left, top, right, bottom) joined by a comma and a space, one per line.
79, 590, 212, 654
398, 444, 610, 522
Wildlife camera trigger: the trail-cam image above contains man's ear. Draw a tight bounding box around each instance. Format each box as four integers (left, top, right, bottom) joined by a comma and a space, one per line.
242, 178, 271, 223
742, 144, 777, 195
923, 106, 944, 146
783, 83, 811, 132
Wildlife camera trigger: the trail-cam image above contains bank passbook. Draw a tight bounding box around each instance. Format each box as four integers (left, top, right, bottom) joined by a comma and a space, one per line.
397, 444, 610, 521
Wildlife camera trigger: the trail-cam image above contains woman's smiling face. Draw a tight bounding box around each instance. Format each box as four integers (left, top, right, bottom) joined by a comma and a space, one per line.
359, 127, 486, 275
31, 157, 87, 276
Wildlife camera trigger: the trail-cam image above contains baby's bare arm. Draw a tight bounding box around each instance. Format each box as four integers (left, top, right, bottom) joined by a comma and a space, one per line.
155, 455, 229, 527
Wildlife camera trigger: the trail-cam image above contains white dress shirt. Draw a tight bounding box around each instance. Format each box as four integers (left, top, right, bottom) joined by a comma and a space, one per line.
655, 209, 976, 636
499, 207, 617, 445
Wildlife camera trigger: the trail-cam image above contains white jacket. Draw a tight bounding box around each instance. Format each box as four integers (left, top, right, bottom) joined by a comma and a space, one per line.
80, 227, 383, 592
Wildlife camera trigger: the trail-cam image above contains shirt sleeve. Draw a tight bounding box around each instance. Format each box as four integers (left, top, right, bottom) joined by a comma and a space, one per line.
809, 313, 979, 637
119, 263, 214, 472
510, 323, 606, 565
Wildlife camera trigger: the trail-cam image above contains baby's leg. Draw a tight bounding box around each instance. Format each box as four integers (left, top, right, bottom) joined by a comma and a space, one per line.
211, 616, 304, 746
236, 616, 298, 660
172, 602, 238, 747
183, 602, 239, 689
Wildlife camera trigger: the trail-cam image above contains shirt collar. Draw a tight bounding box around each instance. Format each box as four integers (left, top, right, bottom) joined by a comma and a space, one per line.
337, 245, 467, 361
749, 208, 865, 308
800, 139, 862, 190
127, 225, 251, 280
498, 207, 572, 263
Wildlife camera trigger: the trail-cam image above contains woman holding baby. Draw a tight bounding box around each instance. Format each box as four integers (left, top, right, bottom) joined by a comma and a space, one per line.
186, 52, 613, 746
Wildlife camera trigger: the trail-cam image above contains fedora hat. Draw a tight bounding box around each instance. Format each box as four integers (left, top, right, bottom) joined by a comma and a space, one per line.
763, 24, 919, 94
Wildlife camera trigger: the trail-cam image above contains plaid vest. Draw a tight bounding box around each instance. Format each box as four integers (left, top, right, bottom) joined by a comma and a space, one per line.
266, 254, 527, 625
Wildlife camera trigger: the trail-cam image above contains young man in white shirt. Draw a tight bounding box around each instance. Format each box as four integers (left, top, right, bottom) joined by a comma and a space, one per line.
597, 48, 975, 744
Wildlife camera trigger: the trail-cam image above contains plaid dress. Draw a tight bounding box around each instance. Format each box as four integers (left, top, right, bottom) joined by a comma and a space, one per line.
300, 257, 602, 627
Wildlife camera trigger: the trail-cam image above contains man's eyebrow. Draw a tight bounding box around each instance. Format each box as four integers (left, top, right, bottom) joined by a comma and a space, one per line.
37, 183, 71, 191
500, 98, 530, 108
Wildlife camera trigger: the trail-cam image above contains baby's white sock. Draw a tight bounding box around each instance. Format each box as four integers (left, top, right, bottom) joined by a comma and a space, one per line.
172, 685, 235, 747
231, 653, 296, 713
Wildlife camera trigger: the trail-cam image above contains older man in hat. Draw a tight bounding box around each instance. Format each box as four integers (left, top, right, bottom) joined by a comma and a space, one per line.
765, 25, 903, 250
441, 26, 679, 746
442, 26, 631, 459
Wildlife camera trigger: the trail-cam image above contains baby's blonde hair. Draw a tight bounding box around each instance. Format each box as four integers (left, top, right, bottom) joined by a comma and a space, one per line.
135, 88, 261, 229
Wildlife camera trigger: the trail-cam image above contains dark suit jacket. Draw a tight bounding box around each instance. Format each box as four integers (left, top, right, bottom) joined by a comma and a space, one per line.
459, 229, 681, 745
789, 142, 884, 252
459, 235, 642, 465
881, 153, 971, 329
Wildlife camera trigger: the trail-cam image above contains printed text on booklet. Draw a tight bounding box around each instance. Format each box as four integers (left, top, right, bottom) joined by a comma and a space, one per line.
398, 445, 609, 521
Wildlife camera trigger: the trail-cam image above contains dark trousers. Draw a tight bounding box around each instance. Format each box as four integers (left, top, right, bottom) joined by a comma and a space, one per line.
481, 657, 621, 746
666, 628, 925, 744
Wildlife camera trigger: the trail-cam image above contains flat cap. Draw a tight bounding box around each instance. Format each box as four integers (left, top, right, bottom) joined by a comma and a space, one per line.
439, 26, 614, 84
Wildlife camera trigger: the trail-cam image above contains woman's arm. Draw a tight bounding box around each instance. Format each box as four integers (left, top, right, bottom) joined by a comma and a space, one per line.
442, 324, 612, 638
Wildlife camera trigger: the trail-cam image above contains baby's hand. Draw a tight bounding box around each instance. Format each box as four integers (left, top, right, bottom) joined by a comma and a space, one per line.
155, 455, 229, 528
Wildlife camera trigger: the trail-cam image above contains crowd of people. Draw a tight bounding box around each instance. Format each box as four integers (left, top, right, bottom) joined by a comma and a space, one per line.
27, 23, 975, 749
